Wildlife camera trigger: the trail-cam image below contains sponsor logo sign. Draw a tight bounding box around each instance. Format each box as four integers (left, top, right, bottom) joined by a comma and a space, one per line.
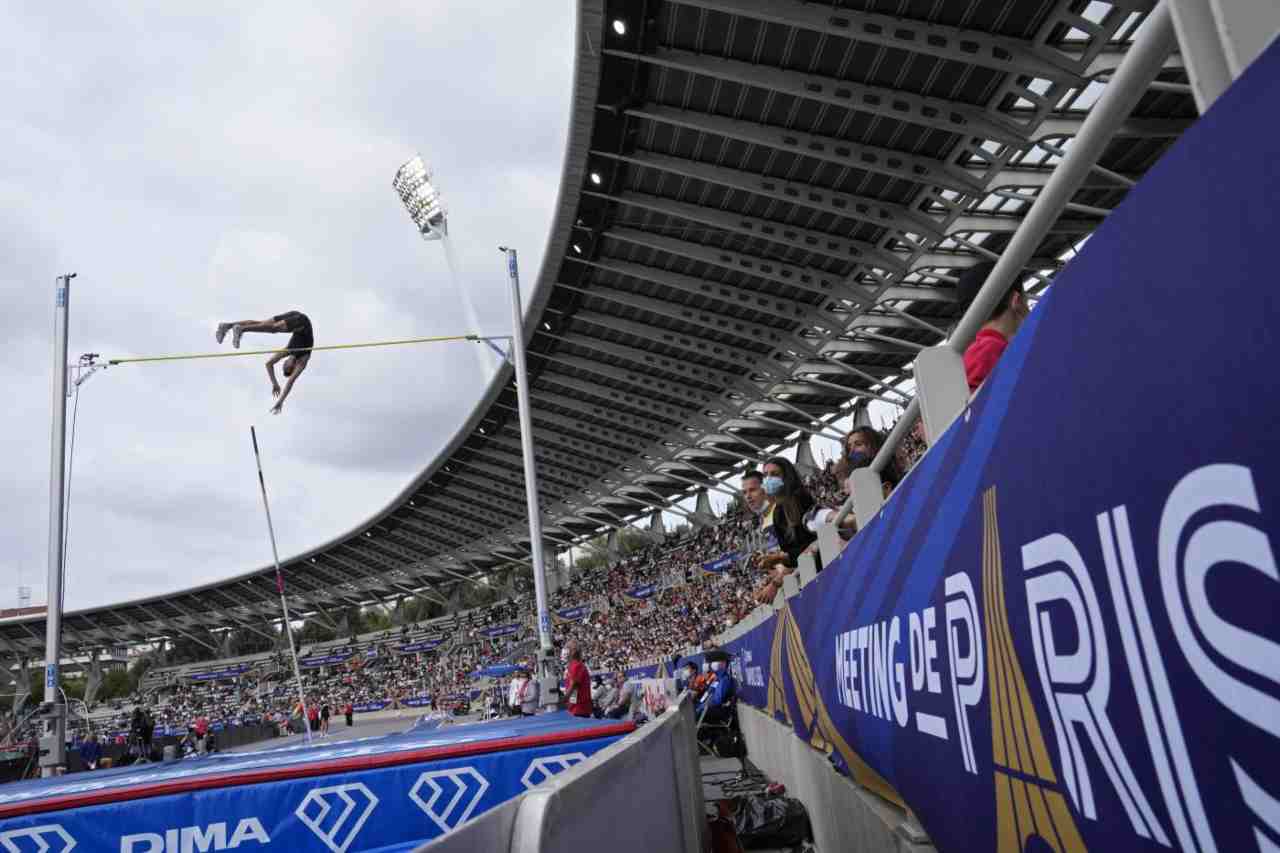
0, 823, 76, 853
295, 784, 378, 853
409, 767, 489, 834
520, 753, 587, 789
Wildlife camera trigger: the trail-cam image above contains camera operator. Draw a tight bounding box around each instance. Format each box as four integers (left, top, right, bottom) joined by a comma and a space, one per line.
129, 706, 153, 763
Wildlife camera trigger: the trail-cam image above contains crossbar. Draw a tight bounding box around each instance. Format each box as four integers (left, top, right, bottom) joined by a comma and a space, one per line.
106, 334, 510, 366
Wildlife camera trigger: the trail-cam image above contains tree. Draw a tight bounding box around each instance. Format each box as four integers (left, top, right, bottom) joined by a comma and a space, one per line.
101, 667, 133, 701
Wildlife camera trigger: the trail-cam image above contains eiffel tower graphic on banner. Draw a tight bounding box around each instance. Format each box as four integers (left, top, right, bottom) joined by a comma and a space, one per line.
982, 486, 1087, 853
763, 604, 904, 808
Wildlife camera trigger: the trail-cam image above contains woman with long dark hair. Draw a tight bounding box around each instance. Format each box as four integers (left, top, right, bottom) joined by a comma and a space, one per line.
752, 456, 816, 603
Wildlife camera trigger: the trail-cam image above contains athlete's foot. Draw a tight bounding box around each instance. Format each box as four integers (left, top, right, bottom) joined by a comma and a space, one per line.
231, 325, 244, 348
215, 323, 232, 344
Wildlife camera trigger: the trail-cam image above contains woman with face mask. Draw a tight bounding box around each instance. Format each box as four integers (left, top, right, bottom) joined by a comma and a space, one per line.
752, 456, 816, 603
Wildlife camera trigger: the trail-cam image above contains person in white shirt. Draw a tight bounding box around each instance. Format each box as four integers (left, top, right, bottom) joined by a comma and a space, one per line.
509, 665, 539, 716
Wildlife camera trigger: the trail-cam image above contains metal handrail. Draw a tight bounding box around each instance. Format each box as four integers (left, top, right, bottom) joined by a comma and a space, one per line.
834, 3, 1177, 528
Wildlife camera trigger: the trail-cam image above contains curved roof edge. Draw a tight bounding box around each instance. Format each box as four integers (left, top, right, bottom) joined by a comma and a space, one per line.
21, 0, 606, 627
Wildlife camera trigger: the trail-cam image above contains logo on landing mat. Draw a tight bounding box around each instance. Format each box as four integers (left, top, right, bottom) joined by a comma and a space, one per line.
0, 823, 76, 853
295, 783, 378, 853
520, 752, 588, 789
409, 767, 490, 833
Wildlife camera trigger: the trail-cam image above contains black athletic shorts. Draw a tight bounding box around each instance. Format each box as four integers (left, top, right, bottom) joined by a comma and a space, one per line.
273, 311, 314, 354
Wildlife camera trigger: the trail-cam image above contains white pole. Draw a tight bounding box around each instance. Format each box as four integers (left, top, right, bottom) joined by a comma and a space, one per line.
499, 248, 558, 709
40, 273, 74, 776
249, 427, 312, 744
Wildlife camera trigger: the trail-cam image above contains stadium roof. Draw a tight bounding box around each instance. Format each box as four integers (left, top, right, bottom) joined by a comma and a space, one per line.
2, 0, 1196, 659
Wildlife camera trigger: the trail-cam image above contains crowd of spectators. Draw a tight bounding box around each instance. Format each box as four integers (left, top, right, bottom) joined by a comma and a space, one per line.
33, 381, 1038, 746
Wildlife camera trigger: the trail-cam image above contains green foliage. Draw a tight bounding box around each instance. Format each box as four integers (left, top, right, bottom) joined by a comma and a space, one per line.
299, 618, 337, 644
101, 667, 133, 701
573, 526, 652, 572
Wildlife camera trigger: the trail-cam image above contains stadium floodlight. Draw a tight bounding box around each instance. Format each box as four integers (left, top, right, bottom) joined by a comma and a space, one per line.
612, 19, 626, 35
393, 155, 448, 241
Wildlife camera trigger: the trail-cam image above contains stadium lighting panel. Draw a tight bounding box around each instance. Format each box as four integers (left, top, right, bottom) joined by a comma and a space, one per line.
612, 19, 626, 35
392, 154, 448, 240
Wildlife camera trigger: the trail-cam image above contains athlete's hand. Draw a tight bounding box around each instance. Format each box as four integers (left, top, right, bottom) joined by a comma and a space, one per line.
271, 384, 282, 398
270, 402, 283, 415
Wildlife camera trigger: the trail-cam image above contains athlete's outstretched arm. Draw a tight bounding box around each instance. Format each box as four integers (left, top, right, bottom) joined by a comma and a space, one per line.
265, 351, 287, 395
270, 357, 308, 414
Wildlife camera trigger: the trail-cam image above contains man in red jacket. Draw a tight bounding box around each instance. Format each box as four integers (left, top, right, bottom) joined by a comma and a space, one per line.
562, 640, 592, 718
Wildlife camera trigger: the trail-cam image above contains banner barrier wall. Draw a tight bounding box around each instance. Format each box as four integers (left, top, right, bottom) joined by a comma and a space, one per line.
623, 584, 656, 601
479, 624, 521, 639
553, 605, 592, 623
701, 552, 741, 574
0, 715, 633, 852
397, 639, 445, 653
721, 42, 1280, 853
188, 664, 252, 681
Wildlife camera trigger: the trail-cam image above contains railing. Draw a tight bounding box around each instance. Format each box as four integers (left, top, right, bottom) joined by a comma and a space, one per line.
832, 3, 1180, 536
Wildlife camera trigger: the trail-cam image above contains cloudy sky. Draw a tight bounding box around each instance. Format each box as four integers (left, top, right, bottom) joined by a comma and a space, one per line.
2, 2, 574, 610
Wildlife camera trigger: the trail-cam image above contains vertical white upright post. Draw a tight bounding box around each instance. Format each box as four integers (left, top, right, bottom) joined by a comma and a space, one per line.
500, 247, 558, 709
40, 272, 74, 776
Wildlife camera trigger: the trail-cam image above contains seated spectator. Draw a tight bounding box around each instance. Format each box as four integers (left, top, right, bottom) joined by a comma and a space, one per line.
675, 660, 699, 696
695, 652, 736, 725
592, 675, 618, 717
80, 732, 101, 771
959, 261, 1029, 391
602, 676, 636, 720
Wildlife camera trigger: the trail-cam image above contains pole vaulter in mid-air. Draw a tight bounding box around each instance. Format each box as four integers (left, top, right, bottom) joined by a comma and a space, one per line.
214, 311, 313, 414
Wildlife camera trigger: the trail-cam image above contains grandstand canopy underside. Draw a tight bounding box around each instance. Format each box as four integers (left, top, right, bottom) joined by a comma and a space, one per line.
2, 0, 1195, 659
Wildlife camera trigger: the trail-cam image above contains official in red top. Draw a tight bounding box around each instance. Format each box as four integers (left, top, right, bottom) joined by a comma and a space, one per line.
957, 261, 1030, 391
562, 640, 592, 718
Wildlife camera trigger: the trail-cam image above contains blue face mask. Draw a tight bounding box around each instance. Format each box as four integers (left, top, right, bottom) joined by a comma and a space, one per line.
763, 475, 784, 496
847, 450, 868, 466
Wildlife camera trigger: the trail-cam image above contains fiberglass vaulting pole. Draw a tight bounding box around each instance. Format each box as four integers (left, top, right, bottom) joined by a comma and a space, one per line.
40, 273, 74, 776
249, 427, 312, 744
500, 247, 558, 709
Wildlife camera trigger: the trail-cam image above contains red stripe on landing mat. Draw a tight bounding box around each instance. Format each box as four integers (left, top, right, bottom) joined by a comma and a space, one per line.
0, 721, 634, 819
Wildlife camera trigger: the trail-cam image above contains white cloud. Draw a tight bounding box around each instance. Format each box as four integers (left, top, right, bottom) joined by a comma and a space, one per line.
2, 1, 574, 611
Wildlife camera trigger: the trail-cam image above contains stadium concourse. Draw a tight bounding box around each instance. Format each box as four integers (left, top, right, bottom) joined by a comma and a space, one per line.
6, 0, 1278, 851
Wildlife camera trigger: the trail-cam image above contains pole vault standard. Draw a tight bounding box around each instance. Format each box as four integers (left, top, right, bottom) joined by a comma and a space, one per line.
40, 273, 75, 776
499, 248, 558, 709
249, 426, 312, 744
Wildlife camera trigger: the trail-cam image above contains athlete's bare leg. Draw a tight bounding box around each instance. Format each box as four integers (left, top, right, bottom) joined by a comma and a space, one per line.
216, 319, 288, 348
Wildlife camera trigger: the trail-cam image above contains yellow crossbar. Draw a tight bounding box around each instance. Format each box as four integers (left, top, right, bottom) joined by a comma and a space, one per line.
107, 334, 483, 366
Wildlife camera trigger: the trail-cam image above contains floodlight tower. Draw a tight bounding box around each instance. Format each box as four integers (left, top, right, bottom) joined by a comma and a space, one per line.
391, 159, 557, 709
393, 156, 448, 240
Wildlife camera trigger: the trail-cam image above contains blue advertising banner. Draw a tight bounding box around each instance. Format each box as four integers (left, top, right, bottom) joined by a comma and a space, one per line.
721, 42, 1280, 853
701, 552, 741, 574
472, 664, 520, 679
396, 639, 444, 653
623, 583, 656, 601
0, 714, 633, 852
554, 605, 591, 623
479, 623, 521, 638
624, 660, 669, 681
300, 652, 353, 668
188, 664, 251, 681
